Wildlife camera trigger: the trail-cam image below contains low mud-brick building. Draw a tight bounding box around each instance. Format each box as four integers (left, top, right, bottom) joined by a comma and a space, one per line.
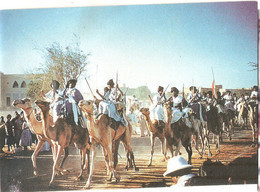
0, 72, 29, 110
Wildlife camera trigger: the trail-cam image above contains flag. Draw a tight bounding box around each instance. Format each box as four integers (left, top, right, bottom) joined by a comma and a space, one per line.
212, 80, 216, 98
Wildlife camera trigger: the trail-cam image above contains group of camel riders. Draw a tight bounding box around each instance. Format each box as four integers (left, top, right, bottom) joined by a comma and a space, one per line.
150, 85, 258, 127
41, 78, 258, 131
41, 78, 128, 130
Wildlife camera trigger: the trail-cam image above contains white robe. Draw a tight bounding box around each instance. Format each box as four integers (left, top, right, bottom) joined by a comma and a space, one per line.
98, 88, 126, 125
150, 93, 165, 122
45, 88, 64, 122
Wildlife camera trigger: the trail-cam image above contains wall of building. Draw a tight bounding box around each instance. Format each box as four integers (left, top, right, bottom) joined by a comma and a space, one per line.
0, 73, 29, 110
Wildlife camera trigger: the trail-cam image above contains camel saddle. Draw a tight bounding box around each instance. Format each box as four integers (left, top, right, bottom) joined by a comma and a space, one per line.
115, 101, 125, 111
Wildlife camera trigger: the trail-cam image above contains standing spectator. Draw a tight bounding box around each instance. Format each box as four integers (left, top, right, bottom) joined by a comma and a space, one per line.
127, 107, 138, 134
5, 114, 15, 152
20, 119, 32, 151
138, 113, 148, 137
0, 116, 6, 153
13, 114, 23, 148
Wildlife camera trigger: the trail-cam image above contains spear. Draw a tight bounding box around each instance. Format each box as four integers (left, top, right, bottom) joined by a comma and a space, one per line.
85, 77, 95, 99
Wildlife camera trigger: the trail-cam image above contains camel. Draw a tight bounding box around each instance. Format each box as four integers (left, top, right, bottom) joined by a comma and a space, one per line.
185, 111, 204, 158
203, 104, 222, 156
78, 100, 138, 189
221, 109, 234, 141
163, 103, 193, 164
248, 102, 257, 146
34, 100, 91, 186
139, 107, 167, 166
12, 98, 69, 176
238, 101, 248, 129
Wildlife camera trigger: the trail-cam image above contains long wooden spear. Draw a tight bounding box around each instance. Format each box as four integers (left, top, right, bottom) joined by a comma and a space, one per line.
85, 77, 95, 99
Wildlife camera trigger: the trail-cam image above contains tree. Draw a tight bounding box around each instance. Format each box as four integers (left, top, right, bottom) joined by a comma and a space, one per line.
26, 79, 42, 101
26, 39, 90, 101
133, 86, 152, 100
248, 62, 258, 71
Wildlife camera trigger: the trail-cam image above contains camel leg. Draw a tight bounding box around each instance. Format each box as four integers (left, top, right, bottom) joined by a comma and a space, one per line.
175, 140, 181, 156
185, 144, 192, 165
102, 146, 110, 176
84, 149, 90, 174
31, 139, 45, 176
123, 141, 139, 171
148, 135, 155, 167
77, 149, 86, 181
215, 134, 220, 153
113, 140, 120, 169
104, 143, 120, 182
49, 145, 64, 187
251, 124, 255, 144
59, 147, 69, 169
194, 133, 203, 157
204, 131, 212, 157
123, 126, 138, 171
52, 143, 58, 163
166, 142, 174, 158
85, 142, 97, 189
160, 137, 167, 162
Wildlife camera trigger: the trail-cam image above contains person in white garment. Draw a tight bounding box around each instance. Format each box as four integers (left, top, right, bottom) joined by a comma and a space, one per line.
96, 79, 127, 129
248, 85, 258, 115
138, 112, 149, 137
150, 86, 166, 127
186, 86, 204, 122
223, 91, 236, 112
127, 107, 138, 134
250, 85, 258, 100
41, 80, 64, 123
163, 156, 195, 187
168, 87, 184, 124
235, 94, 246, 113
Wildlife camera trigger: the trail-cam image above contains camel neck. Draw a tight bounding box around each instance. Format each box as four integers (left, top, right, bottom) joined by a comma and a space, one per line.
23, 107, 43, 135
165, 110, 172, 130
40, 108, 52, 139
144, 114, 154, 133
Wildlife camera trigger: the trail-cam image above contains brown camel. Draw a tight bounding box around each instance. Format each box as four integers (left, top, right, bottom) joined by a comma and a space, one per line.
12, 98, 68, 176
35, 100, 91, 186
164, 103, 193, 164
78, 100, 138, 189
139, 107, 167, 167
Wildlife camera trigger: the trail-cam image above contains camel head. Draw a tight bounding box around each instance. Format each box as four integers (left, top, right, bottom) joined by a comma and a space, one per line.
140, 108, 150, 118
35, 100, 51, 113
164, 102, 172, 115
78, 100, 94, 113
13, 98, 32, 109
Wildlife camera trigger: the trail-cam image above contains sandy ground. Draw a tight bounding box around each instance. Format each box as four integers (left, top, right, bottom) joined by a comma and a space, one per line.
0, 126, 258, 191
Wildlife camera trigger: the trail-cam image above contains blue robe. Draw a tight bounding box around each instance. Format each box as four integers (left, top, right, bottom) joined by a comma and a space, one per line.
65, 88, 84, 125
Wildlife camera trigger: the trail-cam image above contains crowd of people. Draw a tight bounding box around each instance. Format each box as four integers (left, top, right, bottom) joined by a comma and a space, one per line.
0, 111, 37, 153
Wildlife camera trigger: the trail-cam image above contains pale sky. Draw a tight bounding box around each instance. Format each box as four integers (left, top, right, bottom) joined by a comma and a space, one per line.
0, 1, 258, 93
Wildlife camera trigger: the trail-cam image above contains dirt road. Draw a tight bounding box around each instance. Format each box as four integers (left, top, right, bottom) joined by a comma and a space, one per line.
0, 127, 257, 191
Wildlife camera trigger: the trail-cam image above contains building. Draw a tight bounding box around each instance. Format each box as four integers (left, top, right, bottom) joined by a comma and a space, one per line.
182, 84, 251, 97
0, 72, 29, 110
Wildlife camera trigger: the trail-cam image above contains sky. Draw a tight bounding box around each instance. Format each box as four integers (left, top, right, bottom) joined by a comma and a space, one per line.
0, 1, 258, 93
